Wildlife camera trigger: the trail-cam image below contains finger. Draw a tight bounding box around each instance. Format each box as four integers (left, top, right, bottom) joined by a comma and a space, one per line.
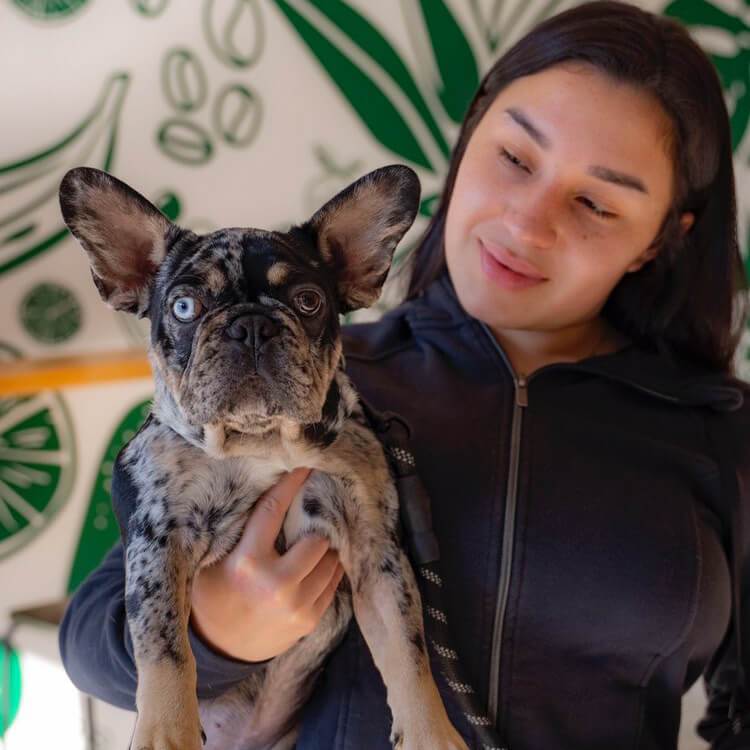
310, 564, 346, 620
293, 550, 340, 601
279, 534, 333, 584
234, 468, 312, 556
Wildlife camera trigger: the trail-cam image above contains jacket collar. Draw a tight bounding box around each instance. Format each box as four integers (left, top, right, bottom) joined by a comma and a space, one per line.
404, 272, 746, 413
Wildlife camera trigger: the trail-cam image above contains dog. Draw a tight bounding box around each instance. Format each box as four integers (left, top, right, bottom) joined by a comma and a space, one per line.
59, 166, 468, 750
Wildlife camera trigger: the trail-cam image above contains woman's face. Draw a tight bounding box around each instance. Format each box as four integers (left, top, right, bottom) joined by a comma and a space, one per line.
444, 64, 678, 339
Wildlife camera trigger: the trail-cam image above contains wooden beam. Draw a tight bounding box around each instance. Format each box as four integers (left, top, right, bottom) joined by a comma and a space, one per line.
0, 350, 152, 396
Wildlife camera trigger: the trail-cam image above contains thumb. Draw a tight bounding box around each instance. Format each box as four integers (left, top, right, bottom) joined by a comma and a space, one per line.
233, 467, 312, 557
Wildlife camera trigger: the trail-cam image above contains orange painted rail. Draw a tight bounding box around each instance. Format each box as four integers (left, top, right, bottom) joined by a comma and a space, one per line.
0, 349, 152, 396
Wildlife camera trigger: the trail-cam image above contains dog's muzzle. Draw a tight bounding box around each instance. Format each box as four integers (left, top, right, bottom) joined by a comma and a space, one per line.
226, 313, 280, 362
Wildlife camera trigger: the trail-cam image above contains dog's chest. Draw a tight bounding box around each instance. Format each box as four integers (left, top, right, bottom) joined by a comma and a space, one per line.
123, 423, 291, 559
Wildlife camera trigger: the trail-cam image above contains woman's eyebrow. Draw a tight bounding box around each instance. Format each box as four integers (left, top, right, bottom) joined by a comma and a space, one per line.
587, 166, 648, 194
505, 107, 649, 194
505, 107, 550, 148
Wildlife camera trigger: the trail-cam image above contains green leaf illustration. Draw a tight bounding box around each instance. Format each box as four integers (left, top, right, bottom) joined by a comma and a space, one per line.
154, 190, 182, 222
467, 0, 565, 53
66, 398, 151, 593
415, 0, 478, 123
665, 0, 750, 150
272, 0, 449, 169
0, 74, 130, 276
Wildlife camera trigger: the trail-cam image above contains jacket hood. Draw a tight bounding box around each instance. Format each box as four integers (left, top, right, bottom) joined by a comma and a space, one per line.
396, 272, 747, 414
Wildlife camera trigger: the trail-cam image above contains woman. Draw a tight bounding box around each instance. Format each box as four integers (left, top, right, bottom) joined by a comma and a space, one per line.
59, 2, 750, 748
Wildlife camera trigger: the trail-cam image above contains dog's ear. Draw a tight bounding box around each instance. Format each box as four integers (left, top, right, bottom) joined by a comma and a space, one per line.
306, 165, 420, 312
59, 167, 175, 316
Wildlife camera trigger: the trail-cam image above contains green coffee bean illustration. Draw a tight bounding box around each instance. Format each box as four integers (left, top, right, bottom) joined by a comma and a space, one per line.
157, 119, 214, 165
204, 0, 264, 68
162, 49, 208, 112
11, 0, 89, 19
131, 0, 169, 16
213, 84, 262, 147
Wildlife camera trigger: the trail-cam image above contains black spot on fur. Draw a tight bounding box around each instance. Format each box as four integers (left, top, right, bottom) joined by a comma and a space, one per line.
303, 378, 340, 447
126, 590, 142, 618
303, 495, 321, 517
380, 557, 397, 577
410, 630, 425, 656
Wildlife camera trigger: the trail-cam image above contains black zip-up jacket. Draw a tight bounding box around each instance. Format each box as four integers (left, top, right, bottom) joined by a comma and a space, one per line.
59, 274, 750, 749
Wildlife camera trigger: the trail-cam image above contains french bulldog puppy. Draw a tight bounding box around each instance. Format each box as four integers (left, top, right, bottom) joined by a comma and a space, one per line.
59, 166, 468, 750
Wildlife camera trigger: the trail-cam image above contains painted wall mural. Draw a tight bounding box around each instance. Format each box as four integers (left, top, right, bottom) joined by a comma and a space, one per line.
0, 1, 747, 746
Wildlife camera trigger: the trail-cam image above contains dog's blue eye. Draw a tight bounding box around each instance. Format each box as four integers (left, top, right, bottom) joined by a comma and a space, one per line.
172, 296, 201, 322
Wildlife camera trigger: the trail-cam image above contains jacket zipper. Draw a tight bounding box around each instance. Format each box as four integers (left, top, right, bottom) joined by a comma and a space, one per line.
480, 323, 528, 737
488, 372, 527, 732
478, 322, 688, 741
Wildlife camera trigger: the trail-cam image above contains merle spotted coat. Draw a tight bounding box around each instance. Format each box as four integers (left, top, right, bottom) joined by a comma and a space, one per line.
59, 166, 468, 750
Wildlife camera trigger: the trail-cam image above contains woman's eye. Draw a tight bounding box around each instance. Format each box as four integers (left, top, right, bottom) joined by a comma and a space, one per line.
172, 296, 202, 322
294, 290, 323, 316
578, 196, 616, 220
500, 147, 530, 173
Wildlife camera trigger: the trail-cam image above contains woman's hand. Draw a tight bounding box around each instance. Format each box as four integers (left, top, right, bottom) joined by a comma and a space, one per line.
190, 468, 345, 662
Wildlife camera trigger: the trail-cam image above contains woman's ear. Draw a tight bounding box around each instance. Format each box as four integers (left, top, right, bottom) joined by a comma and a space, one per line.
626, 245, 660, 273
679, 212, 695, 234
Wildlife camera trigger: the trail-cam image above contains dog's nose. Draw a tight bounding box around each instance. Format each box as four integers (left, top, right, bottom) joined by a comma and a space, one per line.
226, 313, 279, 352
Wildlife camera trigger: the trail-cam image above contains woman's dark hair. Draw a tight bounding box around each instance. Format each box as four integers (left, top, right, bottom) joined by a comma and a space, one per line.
406, 0, 747, 373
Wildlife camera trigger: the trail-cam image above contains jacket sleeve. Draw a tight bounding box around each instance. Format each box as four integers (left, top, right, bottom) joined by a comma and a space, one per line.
698, 402, 750, 749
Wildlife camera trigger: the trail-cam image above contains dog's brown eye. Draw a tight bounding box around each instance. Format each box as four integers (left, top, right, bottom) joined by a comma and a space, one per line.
294, 290, 323, 316
172, 296, 202, 322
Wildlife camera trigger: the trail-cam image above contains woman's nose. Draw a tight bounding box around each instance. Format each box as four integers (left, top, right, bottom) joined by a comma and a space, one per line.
503, 185, 558, 250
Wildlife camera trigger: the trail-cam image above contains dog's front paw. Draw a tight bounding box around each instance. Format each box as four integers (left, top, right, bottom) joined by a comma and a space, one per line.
129, 717, 205, 750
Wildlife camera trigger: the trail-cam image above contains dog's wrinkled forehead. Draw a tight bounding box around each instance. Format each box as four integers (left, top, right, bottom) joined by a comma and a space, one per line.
157, 226, 331, 305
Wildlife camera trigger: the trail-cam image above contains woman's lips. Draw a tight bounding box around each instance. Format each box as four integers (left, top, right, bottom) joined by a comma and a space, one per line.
478, 238, 548, 289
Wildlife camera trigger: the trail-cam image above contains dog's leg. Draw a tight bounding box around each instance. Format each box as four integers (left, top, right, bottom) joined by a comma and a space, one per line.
345, 527, 468, 750
125, 524, 205, 750
267, 727, 299, 750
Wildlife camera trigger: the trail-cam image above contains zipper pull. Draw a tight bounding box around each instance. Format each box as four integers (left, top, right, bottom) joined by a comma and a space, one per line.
515, 376, 528, 407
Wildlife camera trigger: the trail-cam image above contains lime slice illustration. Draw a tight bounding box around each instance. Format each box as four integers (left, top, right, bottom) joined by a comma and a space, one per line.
66, 398, 151, 593
0, 345, 76, 560
0, 642, 21, 738
19, 282, 82, 345
11, 0, 89, 19
0, 73, 130, 276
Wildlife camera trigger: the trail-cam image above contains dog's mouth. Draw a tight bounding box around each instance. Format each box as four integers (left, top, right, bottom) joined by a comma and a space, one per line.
202, 416, 306, 458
